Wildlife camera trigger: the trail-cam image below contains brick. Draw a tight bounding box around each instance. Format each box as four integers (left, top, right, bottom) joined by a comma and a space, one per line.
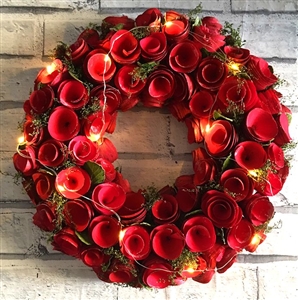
241, 16, 297, 59
43, 20, 101, 55
101, 0, 225, 11
232, 0, 298, 12
0, 0, 75, 8
0, 19, 35, 56
0, 208, 55, 255
0, 259, 118, 300
258, 261, 298, 300
109, 110, 169, 155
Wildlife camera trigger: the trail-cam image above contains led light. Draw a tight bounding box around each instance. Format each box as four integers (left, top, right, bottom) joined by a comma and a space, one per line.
18, 136, 25, 144
119, 229, 126, 242
186, 267, 195, 274
104, 55, 111, 62
88, 133, 101, 142
57, 184, 65, 192
248, 170, 258, 177
229, 62, 240, 71
164, 21, 173, 27
46, 64, 55, 74
250, 234, 260, 246
205, 124, 211, 133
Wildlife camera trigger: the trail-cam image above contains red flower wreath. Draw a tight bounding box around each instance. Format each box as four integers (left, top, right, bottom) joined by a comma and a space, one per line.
13, 7, 293, 289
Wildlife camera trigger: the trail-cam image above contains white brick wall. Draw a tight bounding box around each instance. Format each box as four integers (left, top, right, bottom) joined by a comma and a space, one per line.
0, 0, 297, 299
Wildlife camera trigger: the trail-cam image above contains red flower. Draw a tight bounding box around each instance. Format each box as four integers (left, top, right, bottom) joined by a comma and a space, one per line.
201, 190, 242, 228
266, 143, 285, 170
234, 141, 267, 170
81, 246, 105, 267
34, 59, 63, 84
69, 38, 90, 66
89, 215, 121, 248
102, 15, 135, 32
135, 8, 162, 27
142, 256, 174, 288
120, 225, 151, 260
247, 55, 278, 91
274, 112, 292, 146
48, 106, 80, 142
77, 28, 100, 48
193, 147, 217, 185
141, 67, 176, 107
13, 145, 38, 176
92, 182, 126, 215
52, 227, 81, 257
169, 41, 201, 73
218, 76, 259, 112
23, 119, 45, 146
163, 10, 190, 43
96, 138, 118, 163
151, 224, 185, 260
258, 89, 282, 115
152, 194, 179, 224
68, 136, 98, 165
95, 158, 116, 182
58, 79, 89, 110
108, 259, 136, 284
32, 171, 55, 200
55, 166, 91, 199
38, 139, 67, 167
172, 72, 195, 104
189, 91, 215, 119
240, 193, 274, 226
196, 57, 228, 90
140, 32, 167, 61
29, 85, 54, 114
204, 120, 238, 157
227, 218, 255, 251
220, 168, 254, 201
245, 108, 278, 142
183, 216, 216, 252
185, 117, 203, 143
224, 46, 250, 64
110, 30, 141, 64
216, 246, 238, 274
192, 17, 225, 52
33, 202, 56, 231
63, 199, 93, 232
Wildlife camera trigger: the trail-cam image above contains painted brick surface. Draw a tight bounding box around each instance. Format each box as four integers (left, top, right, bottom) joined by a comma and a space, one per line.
232, 0, 298, 12
101, 0, 226, 11
0, 19, 36, 56
0, 0, 298, 299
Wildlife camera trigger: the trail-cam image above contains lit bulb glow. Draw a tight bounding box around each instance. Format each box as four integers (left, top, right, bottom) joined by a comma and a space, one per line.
205, 124, 211, 133
119, 229, 126, 242
186, 267, 195, 274
88, 133, 101, 142
164, 21, 173, 27
248, 170, 258, 177
57, 184, 65, 192
250, 234, 260, 246
18, 136, 25, 144
46, 64, 55, 74
104, 55, 111, 62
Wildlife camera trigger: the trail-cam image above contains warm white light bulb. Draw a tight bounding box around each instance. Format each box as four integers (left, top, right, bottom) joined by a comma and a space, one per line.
46, 64, 55, 74
164, 21, 173, 27
104, 55, 111, 62
250, 234, 260, 245
18, 136, 25, 144
119, 229, 126, 242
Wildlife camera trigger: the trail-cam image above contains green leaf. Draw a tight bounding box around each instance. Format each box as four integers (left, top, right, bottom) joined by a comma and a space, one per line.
83, 161, 105, 185
222, 153, 232, 171
185, 209, 202, 218
75, 230, 93, 245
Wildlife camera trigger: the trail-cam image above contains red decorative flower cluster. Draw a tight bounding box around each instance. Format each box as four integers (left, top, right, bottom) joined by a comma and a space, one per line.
13, 7, 293, 289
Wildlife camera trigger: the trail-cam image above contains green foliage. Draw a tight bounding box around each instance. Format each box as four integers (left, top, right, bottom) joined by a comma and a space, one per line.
83, 161, 105, 185
130, 61, 159, 82
171, 249, 199, 274
131, 26, 152, 40
142, 185, 160, 210
188, 3, 203, 27
222, 22, 245, 47
79, 97, 101, 119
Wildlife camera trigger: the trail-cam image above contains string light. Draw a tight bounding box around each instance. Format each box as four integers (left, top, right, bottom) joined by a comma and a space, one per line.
248, 169, 258, 177
205, 123, 210, 133
17, 136, 25, 144
164, 21, 173, 27
250, 233, 261, 246
46, 63, 55, 74
119, 229, 126, 243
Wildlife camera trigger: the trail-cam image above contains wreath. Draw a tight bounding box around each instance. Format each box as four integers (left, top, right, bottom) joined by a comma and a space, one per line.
13, 6, 294, 289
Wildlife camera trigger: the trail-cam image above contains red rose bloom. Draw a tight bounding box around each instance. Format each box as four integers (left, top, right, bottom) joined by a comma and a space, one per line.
81, 246, 105, 268
29, 85, 54, 114
68, 135, 98, 165
77, 28, 100, 48
196, 57, 228, 90
224, 46, 250, 64
135, 8, 162, 27
220, 168, 254, 201
204, 120, 238, 157
245, 108, 278, 142
89, 215, 121, 248
240, 193, 274, 226
141, 67, 176, 107
102, 15, 135, 32
23, 119, 45, 146
247, 55, 278, 91
216, 246, 238, 274
52, 227, 81, 257
152, 194, 179, 224
110, 30, 141, 64
92, 182, 126, 215
234, 141, 267, 170
32, 171, 55, 200
58, 79, 89, 110
55, 166, 91, 199
169, 41, 201, 73
274, 112, 292, 146
120, 225, 151, 260
48, 106, 80, 142
69, 38, 90, 66
13, 145, 38, 176
140, 32, 167, 61
95, 158, 116, 182
34, 59, 63, 84
38, 139, 67, 167
189, 91, 215, 119
96, 138, 118, 163
218, 76, 259, 112
108, 259, 136, 284
33, 202, 56, 231
63, 199, 93, 232
227, 218, 255, 251
193, 17, 225, 52
201, 190, 242, 228
183, 216, 216, 252
151, 224, 185, 260
185, 117, 203, 143
258, 89, 282, 115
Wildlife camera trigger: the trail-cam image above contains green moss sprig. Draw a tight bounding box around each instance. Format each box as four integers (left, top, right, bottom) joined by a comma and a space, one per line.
222, 22, 245, 47
142, 185, 161, 210
130, 61, 159, 82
